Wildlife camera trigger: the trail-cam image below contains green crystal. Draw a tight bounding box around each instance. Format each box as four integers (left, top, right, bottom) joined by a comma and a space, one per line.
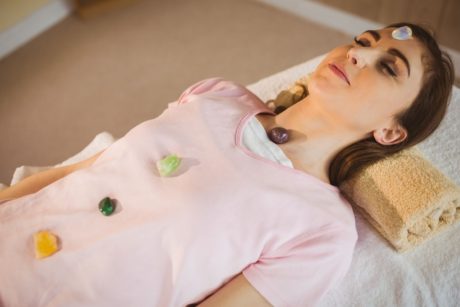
98, 197, 115, 216
156, 154, 181, 177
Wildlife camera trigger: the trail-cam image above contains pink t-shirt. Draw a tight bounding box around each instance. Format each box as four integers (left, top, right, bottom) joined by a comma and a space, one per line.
0, 78, 357, 307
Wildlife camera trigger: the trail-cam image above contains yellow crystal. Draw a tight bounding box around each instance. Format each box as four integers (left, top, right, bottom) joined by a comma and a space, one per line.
34, 230, 59, 259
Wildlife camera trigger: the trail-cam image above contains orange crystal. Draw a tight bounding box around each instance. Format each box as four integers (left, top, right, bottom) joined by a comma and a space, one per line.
34, 230, 59, 259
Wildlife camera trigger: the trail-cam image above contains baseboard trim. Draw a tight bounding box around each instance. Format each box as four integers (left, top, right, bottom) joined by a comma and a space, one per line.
258, 0, 460, 77
0, 0, 74, 60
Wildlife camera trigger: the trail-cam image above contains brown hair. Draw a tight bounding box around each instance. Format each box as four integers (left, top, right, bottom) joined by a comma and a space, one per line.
328, 22, 455, 187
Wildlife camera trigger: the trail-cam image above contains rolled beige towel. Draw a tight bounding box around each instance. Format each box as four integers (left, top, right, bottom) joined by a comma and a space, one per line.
340, 147, 460, 252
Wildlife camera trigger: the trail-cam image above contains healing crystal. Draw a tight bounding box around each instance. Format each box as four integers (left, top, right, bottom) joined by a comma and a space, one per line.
34, 230, 59, 259
268, 127, 289, 144
274, 106, 287, 114
156, 154, 181, 177
98, 197, 116, 216
392, 26, 412, 40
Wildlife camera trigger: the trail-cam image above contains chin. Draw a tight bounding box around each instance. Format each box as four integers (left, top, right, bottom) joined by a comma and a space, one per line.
308, 75, 350, 112
308, 72, 344, 98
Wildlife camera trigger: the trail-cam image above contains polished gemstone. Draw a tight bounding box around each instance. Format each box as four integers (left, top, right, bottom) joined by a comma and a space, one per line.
268, 127, 289, 144
156, 154, 181, 177
99, 197, 115, 216
274, 105, 287, 114
34, 230, 59, 259
392, 26, 412, 40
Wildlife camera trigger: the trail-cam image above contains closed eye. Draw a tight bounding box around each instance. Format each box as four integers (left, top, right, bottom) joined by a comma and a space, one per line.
353, 37, 369, 47
353, 37, 398, 77
380, 62, 397, 76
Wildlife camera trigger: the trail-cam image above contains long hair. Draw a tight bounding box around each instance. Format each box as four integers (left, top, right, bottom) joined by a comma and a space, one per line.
328, 22, 455, 187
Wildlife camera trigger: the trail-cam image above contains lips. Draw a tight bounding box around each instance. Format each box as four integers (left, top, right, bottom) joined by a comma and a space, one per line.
328, 63, 350, 85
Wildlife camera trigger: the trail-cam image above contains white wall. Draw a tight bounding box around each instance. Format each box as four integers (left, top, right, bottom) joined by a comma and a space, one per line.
0, 0, 74, 60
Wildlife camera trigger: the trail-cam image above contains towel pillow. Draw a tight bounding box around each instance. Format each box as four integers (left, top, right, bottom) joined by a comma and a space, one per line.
340, 147, 460, 252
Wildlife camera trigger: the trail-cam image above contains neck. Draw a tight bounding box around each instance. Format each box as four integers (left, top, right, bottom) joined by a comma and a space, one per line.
257, 96, 366, 184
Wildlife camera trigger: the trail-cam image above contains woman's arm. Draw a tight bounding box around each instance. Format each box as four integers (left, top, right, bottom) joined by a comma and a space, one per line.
0, 150, 104, 202
196, 273, 272, 307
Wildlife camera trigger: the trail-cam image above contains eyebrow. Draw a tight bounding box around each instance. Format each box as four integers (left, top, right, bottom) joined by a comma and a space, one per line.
363, 30, 381, 42
362, 30, 411, 77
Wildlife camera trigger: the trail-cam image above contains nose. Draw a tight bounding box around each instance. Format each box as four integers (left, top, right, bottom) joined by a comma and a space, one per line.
347, 47, 380, 69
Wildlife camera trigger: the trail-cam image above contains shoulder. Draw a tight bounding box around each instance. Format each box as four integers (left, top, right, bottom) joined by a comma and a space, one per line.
240, 224, 357, 307
177, 77, 264, 105
285, 181, 358, 237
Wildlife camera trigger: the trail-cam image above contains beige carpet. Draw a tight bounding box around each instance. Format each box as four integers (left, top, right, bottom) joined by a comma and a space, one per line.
0, 0, 350, 184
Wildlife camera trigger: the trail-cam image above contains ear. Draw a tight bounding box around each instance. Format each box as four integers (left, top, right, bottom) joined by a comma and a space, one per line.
373, 124, 408, 145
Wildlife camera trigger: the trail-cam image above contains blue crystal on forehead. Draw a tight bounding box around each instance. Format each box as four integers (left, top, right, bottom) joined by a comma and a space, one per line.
392, 26, 412, 40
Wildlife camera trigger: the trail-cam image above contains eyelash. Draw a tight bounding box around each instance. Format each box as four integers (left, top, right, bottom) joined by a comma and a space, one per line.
352, 37, 397, 77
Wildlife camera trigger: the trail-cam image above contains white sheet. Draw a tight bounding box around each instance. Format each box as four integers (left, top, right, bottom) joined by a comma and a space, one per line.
2, 54, 459, 306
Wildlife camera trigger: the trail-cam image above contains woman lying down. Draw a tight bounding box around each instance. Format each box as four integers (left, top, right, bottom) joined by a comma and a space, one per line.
0, 22, 454, 307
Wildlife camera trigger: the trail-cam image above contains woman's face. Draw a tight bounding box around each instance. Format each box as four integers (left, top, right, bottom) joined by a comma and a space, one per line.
308, 27, 425, 141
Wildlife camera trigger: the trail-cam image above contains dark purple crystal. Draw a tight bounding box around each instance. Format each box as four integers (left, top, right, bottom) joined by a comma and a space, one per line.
268, 127, 289, 144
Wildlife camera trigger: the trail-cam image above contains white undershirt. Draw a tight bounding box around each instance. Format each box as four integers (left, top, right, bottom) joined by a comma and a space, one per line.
242, 116, 294, 168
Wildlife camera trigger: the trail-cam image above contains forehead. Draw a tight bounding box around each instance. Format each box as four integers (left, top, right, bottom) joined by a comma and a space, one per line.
361, 27, 425, 78
377, 28, 418, 44
361, 27, 424, 60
